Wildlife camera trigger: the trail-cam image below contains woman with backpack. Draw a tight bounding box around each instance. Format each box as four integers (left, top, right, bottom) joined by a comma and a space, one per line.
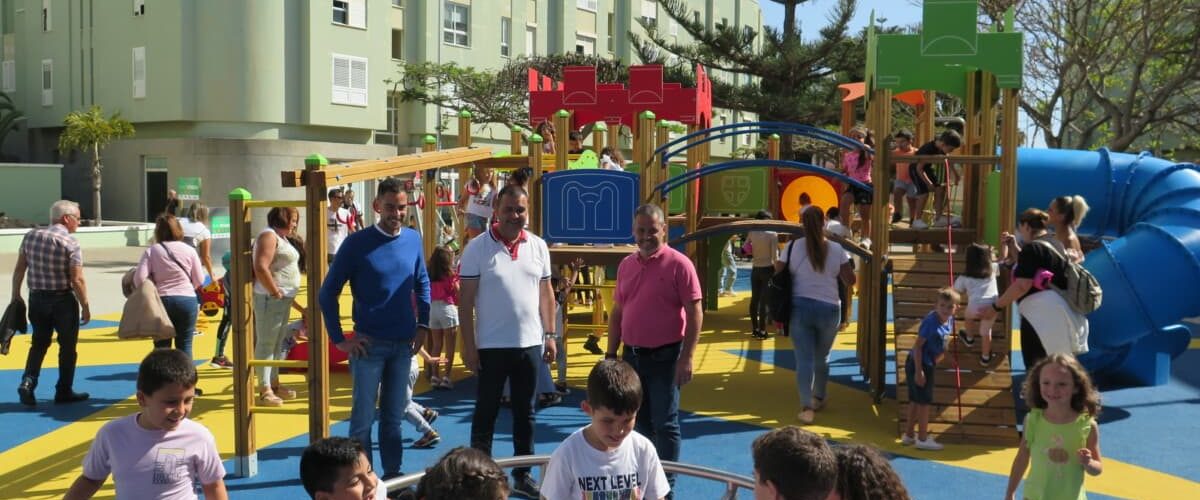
983, 208, 1089, 370
774, 205, 857, 425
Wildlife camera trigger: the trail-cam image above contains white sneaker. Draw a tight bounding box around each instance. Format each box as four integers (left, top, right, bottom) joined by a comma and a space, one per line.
911, 220, 929, 230
915, 436, 943, 450
900, 434, 915, 446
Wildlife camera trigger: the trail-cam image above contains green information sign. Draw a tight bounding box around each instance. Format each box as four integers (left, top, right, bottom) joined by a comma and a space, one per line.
210, 214, 230, 239
702, 167, 768, 214
177, 177, 202, 201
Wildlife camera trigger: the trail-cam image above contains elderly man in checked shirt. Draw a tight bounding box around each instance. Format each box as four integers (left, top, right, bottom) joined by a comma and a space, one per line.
13, 200, 92, 406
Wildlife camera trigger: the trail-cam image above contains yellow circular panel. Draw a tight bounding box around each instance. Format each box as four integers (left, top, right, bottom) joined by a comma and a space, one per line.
780, 176, 839, 222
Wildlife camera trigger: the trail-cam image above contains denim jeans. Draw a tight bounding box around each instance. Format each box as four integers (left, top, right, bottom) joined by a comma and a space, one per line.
788, 296, 841, 408
23, 290, 81, 391
154, 295, 198, 359
404, 359, 433, 434
253, 293, 294, 386
749, 266, 774, 331
720, 263, 737, 292
349, 336, 413, 477
623, 341, 682, 493
471, 345, 539, 477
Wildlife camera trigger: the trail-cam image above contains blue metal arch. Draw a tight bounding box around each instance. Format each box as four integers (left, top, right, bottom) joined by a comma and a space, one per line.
653, 121, 875, 168
651, 159, 871, 199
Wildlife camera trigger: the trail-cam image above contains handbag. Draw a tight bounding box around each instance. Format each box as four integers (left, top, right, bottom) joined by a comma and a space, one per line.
116, 278, 176, 340
766, 240, 796, 326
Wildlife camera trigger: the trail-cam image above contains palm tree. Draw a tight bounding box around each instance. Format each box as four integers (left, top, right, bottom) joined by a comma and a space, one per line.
58, 105, 135, 226
0, 92, 24, 152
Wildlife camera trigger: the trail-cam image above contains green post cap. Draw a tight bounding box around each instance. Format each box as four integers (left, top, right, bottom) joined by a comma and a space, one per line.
229, 188, 252, 201
512, 125, 524, 132
423, 135, 437, 144
305, 154, 329, 167
640, 111, 656, 120
458, 110, 473, 118
657, 120, 672, 129
529, 134, 544, 143
555, 109, 571, 118
593, 122, 608, 131
770, 134, 781, 140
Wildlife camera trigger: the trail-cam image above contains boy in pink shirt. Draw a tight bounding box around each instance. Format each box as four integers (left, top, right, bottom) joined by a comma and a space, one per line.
64, 349, 227, 500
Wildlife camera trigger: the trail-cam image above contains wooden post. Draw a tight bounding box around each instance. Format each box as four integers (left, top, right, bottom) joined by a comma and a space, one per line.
608, 124, 621, 156
976, 73, 999, 234
636, 111, 656, 203
303, 154, 331, 444
457, 110, 473, 147
593, 122, 607, 152
422, 139, 440, 260
229, 187, 256, 477
864, 88, 893, 396
510, 125, 523, 156
767, 134, 780, 218
655, 120, 671, 215
685, 124, 701, 260
999, 88, 1019, 240
554, 109, 570, 172
529, 134, 544, 234
962, 72, 981, 232
920, 90, 936, 144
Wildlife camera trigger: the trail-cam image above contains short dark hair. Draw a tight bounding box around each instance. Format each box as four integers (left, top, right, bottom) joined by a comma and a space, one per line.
568, 131, 583, 141
751, 426, 837, 500
826, 206, 841, 221
587, 359, 643, 415
137, 348, 198, 396
833, 444, 911, 500
266, 207, 298, 230
1018, 207, 1050, 232
510, 167, 532, 187
755, 210, 773, 220
496, 184, 528, 205
328, 187, 344, 200
963, 243, 993, 279
377, 177, 403, 197
417, 447, 509, 500
893, 129, 914, 141
300, 437, 365, 498
937, 130, 962, 149
154, 214, 184, 243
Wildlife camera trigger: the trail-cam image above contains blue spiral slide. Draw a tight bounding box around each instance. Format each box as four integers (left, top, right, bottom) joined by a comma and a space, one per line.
1015, 148, 1199, 385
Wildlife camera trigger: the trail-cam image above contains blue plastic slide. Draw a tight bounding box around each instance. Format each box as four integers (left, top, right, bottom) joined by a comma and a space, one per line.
1015, 148, 1198, 386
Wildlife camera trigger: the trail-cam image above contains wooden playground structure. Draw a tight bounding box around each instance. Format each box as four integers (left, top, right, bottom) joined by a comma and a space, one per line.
222, 1, 1027, 475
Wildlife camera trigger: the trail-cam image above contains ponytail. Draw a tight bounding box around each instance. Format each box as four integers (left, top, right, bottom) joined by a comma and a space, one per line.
801, 206, 828, 273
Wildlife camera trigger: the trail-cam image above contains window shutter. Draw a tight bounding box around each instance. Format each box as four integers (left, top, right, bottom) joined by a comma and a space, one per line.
350, 58, 367, 106
2, 61, 14, 93
132, 47, 146, 98
349, 0, 367, 29
41, 59, 52, 106
331, 54, 367, 106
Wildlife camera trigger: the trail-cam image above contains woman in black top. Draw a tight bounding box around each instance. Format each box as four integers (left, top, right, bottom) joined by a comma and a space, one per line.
982, 208, 1075, 370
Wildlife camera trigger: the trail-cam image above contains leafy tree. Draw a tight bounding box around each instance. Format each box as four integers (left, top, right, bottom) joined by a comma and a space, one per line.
1014, 0, 1200, 151
58, 105, 135, 226
0, 92, 24, 155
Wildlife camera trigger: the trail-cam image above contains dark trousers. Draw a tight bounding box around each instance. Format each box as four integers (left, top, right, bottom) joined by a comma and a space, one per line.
749, 266, 774, 331
214, 301, 231, 358
471, 345, 539, 477
623, 341, 682, 495
1019, 316, 1047, 371
23, 290, 81, 391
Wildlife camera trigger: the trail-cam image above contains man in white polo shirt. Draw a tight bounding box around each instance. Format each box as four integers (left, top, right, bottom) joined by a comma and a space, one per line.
458, 184, 557, 499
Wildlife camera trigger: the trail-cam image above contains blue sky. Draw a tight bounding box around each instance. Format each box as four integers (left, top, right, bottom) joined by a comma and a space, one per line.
760, 0, 923, 38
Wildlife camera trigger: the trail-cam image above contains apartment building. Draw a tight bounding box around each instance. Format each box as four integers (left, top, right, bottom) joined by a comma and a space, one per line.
0, 0, 762, 222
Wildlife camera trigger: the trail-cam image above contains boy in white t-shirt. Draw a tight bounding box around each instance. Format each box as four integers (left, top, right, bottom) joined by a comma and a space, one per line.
64, 349, 227, 500
540, 359, 669, 500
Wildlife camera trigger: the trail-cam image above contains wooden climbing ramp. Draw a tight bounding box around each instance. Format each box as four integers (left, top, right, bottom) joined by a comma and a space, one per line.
890, 252, 1020, 445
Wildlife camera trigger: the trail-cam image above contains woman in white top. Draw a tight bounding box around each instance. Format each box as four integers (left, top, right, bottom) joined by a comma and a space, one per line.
1048, 195, 1089, 264
774, 206, 856, 425
181, 202, 215, 279
252, 207, 303, 407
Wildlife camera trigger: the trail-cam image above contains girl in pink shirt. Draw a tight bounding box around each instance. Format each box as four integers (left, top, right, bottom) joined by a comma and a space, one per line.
839, 127, 876, 245
426, 246, 459, 389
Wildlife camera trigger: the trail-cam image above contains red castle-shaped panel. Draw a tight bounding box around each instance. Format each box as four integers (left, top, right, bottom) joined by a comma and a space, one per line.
529, 64, 712, 131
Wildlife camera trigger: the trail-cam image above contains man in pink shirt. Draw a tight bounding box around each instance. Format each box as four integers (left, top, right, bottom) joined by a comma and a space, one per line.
606, 204, 703, 497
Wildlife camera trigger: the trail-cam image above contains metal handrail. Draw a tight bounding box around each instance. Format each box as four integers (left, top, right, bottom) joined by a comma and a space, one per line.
382, 454, 755, 500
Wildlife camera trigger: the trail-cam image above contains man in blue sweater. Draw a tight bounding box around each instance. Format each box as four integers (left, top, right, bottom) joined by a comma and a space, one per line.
319, 177, 431, 481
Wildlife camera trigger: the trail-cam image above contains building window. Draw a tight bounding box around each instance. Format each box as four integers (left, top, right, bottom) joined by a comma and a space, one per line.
391, 29, 403, 59
376, 93, 401, 145
331, 53, 368, 106
500, 18, 512, 57
333, 0, 366, 28
640, 0, 656, 28
576, 0, 597, 11
670, 18, 678, 36
525, 26, 536, 57
575, 34, 595, 55
718, 116, 727, 143
693, 10, 700, 25
392, 0, 402, 6
41, 59, 52, 106
132, 47, 146, 99
133, 0, 145, 16
41, 0, 51, 31
743, 26, 754, 39
606, 13, 614, 51
443, 2, 469, 47
2, 61, 14, 93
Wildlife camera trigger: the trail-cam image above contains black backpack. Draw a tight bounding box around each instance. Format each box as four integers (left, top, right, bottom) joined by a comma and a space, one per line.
766, 241, 796, 325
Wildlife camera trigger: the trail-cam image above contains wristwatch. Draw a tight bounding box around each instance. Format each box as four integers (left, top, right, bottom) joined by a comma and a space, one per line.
544, 332, 557, 340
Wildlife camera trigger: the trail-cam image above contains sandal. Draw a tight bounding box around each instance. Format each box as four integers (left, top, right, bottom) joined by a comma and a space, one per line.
257, 388, 283, 407
273, 385, 297, 401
